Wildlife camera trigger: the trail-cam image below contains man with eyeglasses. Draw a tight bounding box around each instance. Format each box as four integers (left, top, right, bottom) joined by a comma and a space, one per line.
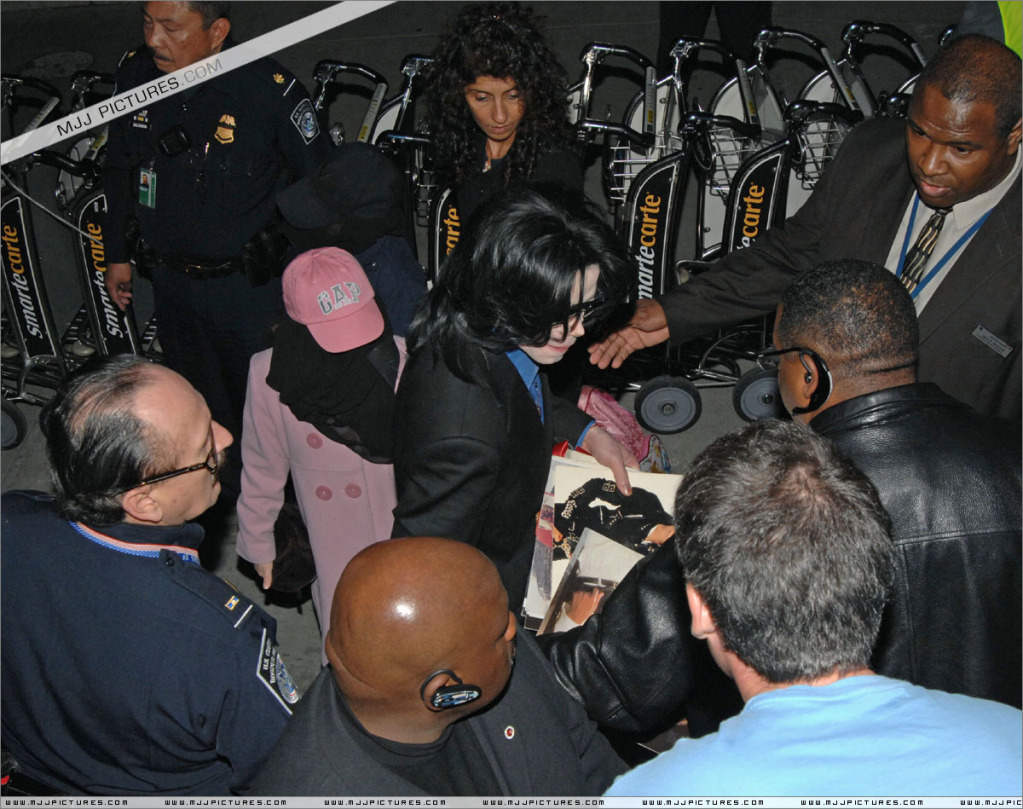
766, 258, 1021, 709
1, 355, 296, 796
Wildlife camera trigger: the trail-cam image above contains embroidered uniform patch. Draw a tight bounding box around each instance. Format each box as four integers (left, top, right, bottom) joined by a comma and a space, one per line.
257, 628, 300, 712
290, 98, 319, 144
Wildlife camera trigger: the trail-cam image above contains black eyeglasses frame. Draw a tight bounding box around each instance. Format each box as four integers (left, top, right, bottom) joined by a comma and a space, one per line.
119, 427, 219, 494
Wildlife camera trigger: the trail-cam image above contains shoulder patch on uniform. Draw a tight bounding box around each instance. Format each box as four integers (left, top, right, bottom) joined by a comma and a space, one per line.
273, 72, 285, 84
164, 562, 259, 628
290, 98, 319, 144
219, 579, 256, 627
256, 628, 300, 713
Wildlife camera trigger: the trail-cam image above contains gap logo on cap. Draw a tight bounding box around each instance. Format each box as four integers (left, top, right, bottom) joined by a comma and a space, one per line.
318, 282, 362, 315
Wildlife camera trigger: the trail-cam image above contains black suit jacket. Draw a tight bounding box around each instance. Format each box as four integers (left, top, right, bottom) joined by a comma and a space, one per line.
660, 118, 1022, 421
392, 346, 591, 613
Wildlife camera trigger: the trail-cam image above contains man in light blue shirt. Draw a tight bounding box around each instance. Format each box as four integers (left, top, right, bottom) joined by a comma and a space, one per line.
606, 419, 1022, 798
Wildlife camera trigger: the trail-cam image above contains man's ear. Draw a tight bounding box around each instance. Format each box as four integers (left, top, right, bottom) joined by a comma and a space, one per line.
419, 670, 463, 713
208, 18, 230, 52
799, 354, 820, 405
1007, 118, 1022, 156
120, 487, 164, 525
686, 582, 717, 640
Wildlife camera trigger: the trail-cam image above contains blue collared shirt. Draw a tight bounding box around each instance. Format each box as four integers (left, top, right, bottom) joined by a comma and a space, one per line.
506, 349, 594, 445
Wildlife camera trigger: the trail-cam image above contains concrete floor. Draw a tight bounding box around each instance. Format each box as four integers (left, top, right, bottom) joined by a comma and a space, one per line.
1, 1, 965, 691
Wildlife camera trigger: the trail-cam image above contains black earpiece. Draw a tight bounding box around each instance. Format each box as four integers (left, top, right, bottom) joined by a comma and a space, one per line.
792, 349, 833, 414
420, 670, 482, 710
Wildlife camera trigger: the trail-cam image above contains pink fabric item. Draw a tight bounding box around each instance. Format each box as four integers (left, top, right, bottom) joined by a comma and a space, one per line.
577, 385, 671, 473
281, 247, 384, 352
236, 341, 405, 662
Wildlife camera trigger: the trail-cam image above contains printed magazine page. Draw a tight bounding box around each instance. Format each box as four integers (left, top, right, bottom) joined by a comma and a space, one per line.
523, 455, 683, 630
537, 527, 644, 635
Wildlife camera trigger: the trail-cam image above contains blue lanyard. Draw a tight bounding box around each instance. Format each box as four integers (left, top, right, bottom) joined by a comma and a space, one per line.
896, 197, 993, 300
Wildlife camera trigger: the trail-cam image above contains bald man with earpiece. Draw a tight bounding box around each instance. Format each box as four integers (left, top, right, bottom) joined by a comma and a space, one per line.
251, 537, 626, 797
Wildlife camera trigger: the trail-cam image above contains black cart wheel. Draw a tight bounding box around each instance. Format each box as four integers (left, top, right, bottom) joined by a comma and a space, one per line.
634, 376, 702, 434
2, 399, 27, 450
732, 367, 785, 422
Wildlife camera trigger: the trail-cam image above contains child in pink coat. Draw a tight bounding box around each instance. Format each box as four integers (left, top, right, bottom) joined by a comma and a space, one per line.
237, 248, 405, 659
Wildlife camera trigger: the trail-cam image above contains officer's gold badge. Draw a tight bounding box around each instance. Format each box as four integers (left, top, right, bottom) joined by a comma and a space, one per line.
273, 72, 285, 84
214, 114, 236, 145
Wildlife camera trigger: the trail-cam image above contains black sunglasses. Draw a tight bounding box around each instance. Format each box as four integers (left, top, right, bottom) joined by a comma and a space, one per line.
559, 296, 608, 327
120, 426, 219, 493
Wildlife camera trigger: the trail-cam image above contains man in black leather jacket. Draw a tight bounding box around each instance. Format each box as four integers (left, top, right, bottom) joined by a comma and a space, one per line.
541, 258, 1020, 736
770, 259, 1021, 707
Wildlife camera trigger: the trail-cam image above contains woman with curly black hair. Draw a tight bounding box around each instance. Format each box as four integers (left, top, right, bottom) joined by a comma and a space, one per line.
426, 2, 584, 224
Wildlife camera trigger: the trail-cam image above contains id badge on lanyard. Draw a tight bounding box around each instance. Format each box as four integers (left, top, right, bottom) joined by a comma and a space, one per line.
139, 164, 157, 208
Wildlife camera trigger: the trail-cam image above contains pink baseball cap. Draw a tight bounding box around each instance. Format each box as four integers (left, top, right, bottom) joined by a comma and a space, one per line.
281, 247, 384, 353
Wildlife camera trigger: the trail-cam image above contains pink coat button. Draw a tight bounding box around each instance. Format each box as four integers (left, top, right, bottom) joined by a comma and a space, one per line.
306, 433, 323, 449
316, 486, 332, 501
345, 483, 362, 498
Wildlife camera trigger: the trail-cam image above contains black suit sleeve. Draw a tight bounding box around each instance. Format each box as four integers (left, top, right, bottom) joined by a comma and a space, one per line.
659, 118, 879, 344
104, 57, 143, 264
549, 390, 593, 446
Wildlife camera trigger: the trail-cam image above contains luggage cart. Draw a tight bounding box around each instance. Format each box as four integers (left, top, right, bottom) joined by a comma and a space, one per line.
800, 21, 927, 115
572, 32, 864, 431
1, 75, 148, 449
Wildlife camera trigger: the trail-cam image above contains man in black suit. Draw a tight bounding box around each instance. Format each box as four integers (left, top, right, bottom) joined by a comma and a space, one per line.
590, 34, 1022, 421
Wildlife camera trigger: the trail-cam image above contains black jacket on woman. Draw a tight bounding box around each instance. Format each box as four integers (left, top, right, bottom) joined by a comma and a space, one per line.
455, 138, 584, 225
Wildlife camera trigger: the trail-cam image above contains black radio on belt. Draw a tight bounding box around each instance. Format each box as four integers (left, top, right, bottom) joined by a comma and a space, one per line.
157, 124, 191, 157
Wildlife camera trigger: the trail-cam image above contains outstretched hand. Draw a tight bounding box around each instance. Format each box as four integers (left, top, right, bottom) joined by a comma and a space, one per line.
581, 425, 639, 495
588, 298, 670, 369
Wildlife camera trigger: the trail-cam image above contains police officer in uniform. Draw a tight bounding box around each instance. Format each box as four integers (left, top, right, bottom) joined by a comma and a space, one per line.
103, 2, 331, 492
1, 355, 296, 795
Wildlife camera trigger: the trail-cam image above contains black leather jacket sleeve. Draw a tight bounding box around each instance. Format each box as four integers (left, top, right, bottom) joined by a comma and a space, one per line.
536, 538, 739, 736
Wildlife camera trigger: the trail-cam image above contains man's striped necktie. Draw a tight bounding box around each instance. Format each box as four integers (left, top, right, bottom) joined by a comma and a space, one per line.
902, 207, 951, 292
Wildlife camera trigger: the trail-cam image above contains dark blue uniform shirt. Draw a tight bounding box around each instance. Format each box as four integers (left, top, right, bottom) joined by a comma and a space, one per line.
0, 491, 296, 796
104, 43, 330, 263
